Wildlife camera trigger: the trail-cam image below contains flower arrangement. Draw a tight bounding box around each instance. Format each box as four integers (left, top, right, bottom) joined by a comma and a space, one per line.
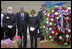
1, 39, 18, 48
40, 6, 71, 45
13, 32, 22, 46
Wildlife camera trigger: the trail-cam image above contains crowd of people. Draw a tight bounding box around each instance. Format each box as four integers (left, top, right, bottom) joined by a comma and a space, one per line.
1, 4, 48, 48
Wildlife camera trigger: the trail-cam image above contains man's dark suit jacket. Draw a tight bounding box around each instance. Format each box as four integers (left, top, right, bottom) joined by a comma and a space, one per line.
16, 12, 29, 32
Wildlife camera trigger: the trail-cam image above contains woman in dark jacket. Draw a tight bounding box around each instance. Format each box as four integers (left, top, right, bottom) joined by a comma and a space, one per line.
28, 9, 40, 48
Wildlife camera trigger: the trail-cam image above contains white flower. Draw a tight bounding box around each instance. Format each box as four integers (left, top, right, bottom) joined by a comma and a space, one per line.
68, 29, 71, 32
66, 35, 69, 38
52, 31, 54, 34
51, 39, 54, 41
46, 18, 49, 21
59, 36, 62, 39
59, 15, 62, 17
64, 42, 67, 45
49, 36, 52, 39
44, 13, 46, 15
46, 21, 49, 24
50, 22, 52, 25
47, 13, 50, 16
49, 27, 52, 30
52, 10, 54, 12
56, 17, 59, 20
43, 26, 45, 28
56, 33, 58, 35
66, 17, 69, 20
51, 18, 54, 21
55, 12, 58, 15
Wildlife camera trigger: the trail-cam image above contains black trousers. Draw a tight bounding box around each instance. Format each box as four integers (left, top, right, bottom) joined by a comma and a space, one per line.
4, 27, 16, 40
39, 29, 44, 40
18, 26, 27, 48
1, 27, 4, 40
29, 28, 37, 48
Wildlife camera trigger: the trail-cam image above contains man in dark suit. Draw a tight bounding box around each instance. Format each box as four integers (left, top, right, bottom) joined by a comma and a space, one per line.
38, 4, 48, 40
16, 7, 29, 48
3, 7, 17, 40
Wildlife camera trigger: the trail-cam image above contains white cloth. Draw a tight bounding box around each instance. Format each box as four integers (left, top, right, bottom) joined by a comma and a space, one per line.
30, 27, 35, 31
38, 30, 39, 33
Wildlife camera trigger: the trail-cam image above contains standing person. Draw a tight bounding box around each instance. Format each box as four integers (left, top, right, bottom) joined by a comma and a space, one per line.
28, 10, 40, 48
16, 7, 29, 48
3, 7, 17, 40
1, 9, 4, 40
38, 4, 48, 40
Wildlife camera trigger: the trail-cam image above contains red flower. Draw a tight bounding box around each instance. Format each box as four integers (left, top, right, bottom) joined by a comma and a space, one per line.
56, 26, 58, 28
46, 25, 48, 28
62, 7, 66, 10
54, 14, 56, 17
49, 16, 51, 19
52, 34, 55, 37
68, 27, 71, 29
54, 30, 56, 33
68, 14, 71, 17
58, 41, 62, 44
69, 18, 71, 21
57, 37, 59, 40
66, 32, 69, 35
65, 30, 67, 33
14, 35, 21, 39
53, 19, 56, 23
51, 26, 54, 29
49, 32, 52, 35
69, 32, 71, 35
64, 19, 67, 22
57, 29, 59, 32
55, 7, 58, 11
67, 39, 71, 42
68, 10, 71, 12
51, 12, 53, 15
59, 29, 62, 33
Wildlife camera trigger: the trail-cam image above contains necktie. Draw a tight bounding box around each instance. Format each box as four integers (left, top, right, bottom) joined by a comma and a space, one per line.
21, 13, 24, 20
